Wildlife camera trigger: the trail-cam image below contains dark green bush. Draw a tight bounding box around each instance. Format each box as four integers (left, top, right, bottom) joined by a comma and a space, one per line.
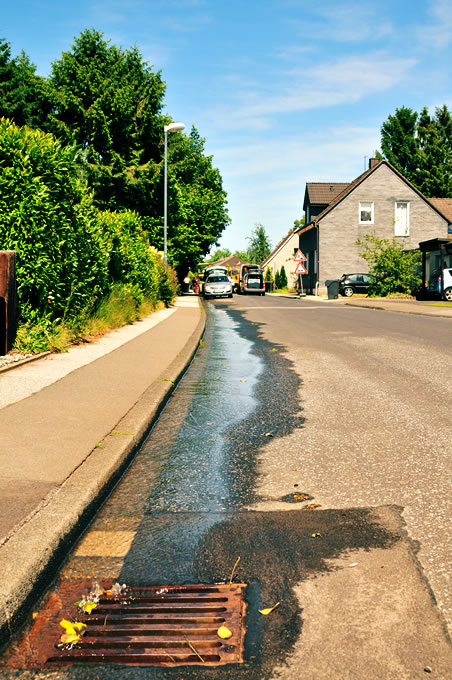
0, 119, 177, 329
0, 118, 109, 320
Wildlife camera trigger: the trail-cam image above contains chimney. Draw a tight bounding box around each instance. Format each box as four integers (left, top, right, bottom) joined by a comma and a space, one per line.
369, 157, 379, 170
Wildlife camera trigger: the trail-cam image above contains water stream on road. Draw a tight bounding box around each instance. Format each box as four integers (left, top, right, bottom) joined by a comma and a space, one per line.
83, 302, 266, 584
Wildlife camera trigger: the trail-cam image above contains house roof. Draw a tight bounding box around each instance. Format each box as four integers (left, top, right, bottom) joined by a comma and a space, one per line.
300, 160, 452, 229
303, 182, 350, 210
428, 198, 452, 223
203, 255, 243, 268
261, 229, 298, 267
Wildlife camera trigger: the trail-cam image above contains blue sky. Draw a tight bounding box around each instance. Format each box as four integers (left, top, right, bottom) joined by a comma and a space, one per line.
2, 0, 452, 252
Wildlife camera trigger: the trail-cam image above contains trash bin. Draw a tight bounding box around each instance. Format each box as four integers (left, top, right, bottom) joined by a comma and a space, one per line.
325, 279, 339, 300
265, 281, 273, 292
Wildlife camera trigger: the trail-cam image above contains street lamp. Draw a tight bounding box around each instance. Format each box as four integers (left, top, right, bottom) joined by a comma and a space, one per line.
164, 121, 185, 266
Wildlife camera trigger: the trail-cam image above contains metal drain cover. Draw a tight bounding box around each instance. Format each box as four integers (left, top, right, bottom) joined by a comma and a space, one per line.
8, 582, 247, 668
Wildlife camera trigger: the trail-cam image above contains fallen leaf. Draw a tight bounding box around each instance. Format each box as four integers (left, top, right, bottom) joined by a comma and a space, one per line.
58, 619, 86, 646
259, 602, 280, 615
311, 532, 322, 538
240, 378, 246, 382
112, 430, 134, 435
349, 563, 359, 568
304, 503, 321, 510
84, 601, 98, 614
217, 625, 232, 639
271, 348, 278, 352
264, 432, 273, 437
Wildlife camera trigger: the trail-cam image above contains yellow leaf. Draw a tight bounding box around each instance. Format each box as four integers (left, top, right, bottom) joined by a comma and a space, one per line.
60, 619, 86, 636
259, 602, 280, 615
60, 632, 81, 645
84, 601, 98, 614
217, 624, 232, 639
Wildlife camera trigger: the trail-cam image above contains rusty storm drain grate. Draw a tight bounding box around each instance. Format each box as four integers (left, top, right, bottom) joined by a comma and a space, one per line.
29, 583, 247, 668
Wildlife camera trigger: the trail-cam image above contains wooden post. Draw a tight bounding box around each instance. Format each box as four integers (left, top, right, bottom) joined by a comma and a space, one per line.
0, 251, 17, 354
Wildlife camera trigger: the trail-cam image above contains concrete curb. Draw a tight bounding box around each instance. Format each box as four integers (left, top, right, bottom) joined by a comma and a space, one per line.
0, 310, 205, 650
0, 352, 51, 374
345, 301, 452, 318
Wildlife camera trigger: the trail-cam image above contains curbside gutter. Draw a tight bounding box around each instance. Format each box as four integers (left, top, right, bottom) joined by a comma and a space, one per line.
0, 310, 205, 651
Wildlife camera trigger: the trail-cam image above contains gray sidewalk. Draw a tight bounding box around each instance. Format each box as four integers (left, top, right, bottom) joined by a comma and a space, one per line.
0, 297, 204, 647
269, 292, 452, 318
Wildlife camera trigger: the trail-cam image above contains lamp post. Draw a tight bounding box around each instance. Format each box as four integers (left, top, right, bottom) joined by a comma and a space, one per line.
164, 121, 185, 266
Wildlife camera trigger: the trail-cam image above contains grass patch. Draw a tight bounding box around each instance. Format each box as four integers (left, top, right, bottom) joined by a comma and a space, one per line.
13, 285, 171, 354
425, 301, 452, 307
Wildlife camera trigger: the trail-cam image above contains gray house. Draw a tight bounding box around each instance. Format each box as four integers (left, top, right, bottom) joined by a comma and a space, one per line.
299, 159, 452, 293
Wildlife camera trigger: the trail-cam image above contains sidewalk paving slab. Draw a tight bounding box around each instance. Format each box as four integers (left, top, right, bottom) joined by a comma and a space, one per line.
0, 297, 204, 649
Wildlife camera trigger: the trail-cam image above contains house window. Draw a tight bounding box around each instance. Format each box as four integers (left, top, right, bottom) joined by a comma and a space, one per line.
359, 201, 374, 224
394, 201, 410, 236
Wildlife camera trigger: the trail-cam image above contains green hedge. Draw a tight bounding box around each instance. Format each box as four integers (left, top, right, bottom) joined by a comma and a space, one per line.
0, 118, 176, 322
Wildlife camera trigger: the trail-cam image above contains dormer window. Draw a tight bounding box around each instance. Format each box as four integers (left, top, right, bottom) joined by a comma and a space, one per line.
359, 201, 374, 224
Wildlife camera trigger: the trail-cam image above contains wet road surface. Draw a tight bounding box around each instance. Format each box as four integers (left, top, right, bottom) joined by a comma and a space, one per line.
2, 296, 451, 678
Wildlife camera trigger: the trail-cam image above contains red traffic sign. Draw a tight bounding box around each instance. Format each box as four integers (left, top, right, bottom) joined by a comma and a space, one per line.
294, 261, 307, 274
294, 249, 307, 262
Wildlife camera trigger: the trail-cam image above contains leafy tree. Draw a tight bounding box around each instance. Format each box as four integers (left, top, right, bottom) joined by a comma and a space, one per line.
293, 216, 305, 229
274, 269, 282, 289
416, 105, 452, 197
0, 38, 54, 128
380, 106, 419, 184
279, 265, 288, 288
233, 249, 250, 261
246, 223, 272, 264
148, 126, 229, 278
47, 29, 166, 216
204, 247, 232, 264
264, 266, 273, 282
47, 31, 229, 277
356, 232, 421, 296
379, 105, 452, 197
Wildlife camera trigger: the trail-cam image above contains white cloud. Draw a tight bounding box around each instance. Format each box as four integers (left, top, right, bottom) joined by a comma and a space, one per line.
289, 3, 393, 44
418, 0, 452, 48
213, 124, 381, 250
207, 53, 416, 132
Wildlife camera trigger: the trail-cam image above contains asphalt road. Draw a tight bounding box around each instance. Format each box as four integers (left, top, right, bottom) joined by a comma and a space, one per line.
2, 295, 451, 678
225, 294, 452, 633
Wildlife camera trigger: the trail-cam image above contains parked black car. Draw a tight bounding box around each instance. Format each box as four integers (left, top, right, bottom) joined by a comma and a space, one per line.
339, 273, 375, 297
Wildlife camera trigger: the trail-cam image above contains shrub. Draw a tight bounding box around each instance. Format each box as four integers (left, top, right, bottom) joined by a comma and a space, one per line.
279, 265, 288, 288
356, 232, 422, 296
0, 118, 109, 320
0, 119, 177, 336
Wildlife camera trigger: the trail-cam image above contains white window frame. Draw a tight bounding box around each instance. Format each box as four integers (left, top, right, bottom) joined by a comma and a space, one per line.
359, 201, 374, 225
394, 201, 410, 236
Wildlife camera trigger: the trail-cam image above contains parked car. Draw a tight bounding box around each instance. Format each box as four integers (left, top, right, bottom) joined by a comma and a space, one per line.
203, 274, 233, 299
339, 273, 376, 297
237, 263, 260, 294
427, 267, 452, 300
242, 271, 265, 295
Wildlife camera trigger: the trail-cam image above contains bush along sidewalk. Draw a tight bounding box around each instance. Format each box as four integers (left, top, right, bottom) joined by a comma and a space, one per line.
0, 119, 178, 353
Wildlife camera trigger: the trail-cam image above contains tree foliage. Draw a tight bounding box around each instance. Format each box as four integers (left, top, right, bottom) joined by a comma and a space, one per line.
0, 119, 176, 322
204, 247, 232, 264
279, 265, 288, 288
0, 38, 54, 129
356, 232, 422, 296
246, 223, 272, 264
0, 30, 229, 279
379, 105, 452, 197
